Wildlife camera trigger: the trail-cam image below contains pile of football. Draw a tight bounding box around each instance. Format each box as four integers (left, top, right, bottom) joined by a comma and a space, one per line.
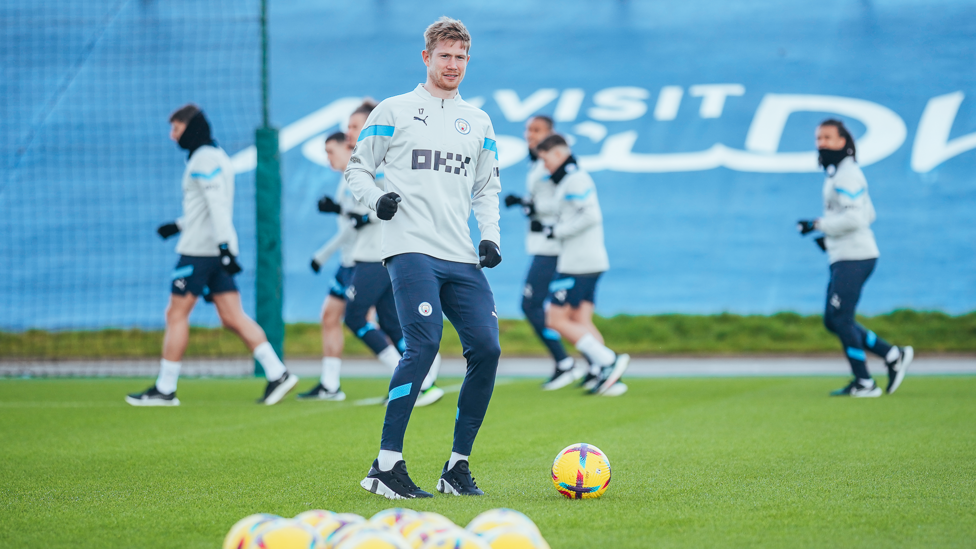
224, 507, 549, 549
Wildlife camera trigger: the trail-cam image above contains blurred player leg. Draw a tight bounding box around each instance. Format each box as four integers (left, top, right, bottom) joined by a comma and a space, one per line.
125, 293, 196, 406
853, 324, 913, 395
211, 291, 298, 404
300, 266, 351, 400
521, 255, 577, 390
546, 274, 629, 396
824, 260, 881, 397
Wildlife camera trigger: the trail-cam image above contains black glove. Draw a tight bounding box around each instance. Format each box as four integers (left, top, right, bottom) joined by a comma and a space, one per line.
530, 220, 555, 239
348, 212, 371, 229
218, 243, 242, 275
797, 220, 817, 235
504, 194, 523, 208
815, 236, 827, 252
522, 202, 536, 217
310, 259, 321, 273
157, 222, 180, 239
376, 192, 401, 221
478, 240, 502, 269
317, 196, 342, 214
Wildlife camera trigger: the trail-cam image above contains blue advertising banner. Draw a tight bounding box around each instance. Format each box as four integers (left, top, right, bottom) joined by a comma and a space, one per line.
2, 0, 974, 329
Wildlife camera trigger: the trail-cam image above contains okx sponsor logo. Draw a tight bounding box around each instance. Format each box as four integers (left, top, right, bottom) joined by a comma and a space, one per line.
411, 149, 472, 176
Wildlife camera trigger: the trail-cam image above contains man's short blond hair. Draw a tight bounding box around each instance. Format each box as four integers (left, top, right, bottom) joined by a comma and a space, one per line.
424, 16, 471, 54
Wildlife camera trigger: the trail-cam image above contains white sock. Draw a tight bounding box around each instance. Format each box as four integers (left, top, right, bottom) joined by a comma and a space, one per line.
422, 353, 442, 391
575, 333, 616, 367
885, 346, 901, 363
448, 452, 468, 469
377, 345, 401, 371
557, 357, 575, 372
377, 450, 403, 471
254, 342, 286, 381
858, 378, 875, 388
156, 359, 181, 395
321, 357, 341, 391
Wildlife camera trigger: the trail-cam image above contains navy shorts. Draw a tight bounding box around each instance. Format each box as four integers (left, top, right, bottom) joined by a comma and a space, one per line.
548, 272, 602, 307
171, 255, 238, 297
329, 265, 354, 299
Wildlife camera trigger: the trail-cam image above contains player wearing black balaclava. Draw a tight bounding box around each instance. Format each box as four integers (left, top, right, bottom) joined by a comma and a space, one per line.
797, 119, 913, 398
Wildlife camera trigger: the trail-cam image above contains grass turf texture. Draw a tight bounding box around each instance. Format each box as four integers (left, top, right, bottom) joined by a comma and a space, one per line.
1, 377, 974, 548
3, 310, 976, 359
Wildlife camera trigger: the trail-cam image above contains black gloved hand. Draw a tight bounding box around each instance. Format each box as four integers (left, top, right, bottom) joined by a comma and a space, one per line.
317, 196, 342, 214
815, 236, 827, 252
310, 259, 321, 273
157, 222, 180, 240
478, 240, 502, 269
348, 212, 371, 229
530, 220, 555, 239
522, 202, 536, 217
797, 220, 817, 235
218, 243, 242, 275
376, 192, 401, 220
504, 194, 523, 208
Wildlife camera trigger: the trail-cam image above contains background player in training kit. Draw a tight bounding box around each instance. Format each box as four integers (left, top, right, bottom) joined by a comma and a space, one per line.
503, 115, 581, 390
300, 111, 444, 404
126, 104, 297, 406
345, 17, 503, 499
300, 102, 375, 400
299, 131, 359, 401
533, 135, 630, 397
798, 120, 913, 397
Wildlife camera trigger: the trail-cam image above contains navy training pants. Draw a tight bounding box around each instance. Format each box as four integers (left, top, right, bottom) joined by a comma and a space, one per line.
381, 253, 501, 455
344, 261, 404, 355
521, 255, 569, 363
824, 258, 894, 379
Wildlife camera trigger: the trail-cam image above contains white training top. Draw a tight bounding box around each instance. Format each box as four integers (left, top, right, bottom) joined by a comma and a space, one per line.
818, 156, 880, 264
349, 170, 385, 264
175, 145, 238, 257
312, 224, 356, 268
525, 158, 562, 257
334, 175, 359, 268
344, 84, 501, 264
551, 164, 610, 274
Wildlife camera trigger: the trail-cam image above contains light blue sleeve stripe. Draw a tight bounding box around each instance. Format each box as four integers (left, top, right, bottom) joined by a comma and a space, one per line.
388, 383, 412, 402
846, 347, 867, 361
834, 187, 865, 199
190, 167, 222, 180
483, 137, 498, 160
565, 188, 593, 201
358, 125, 395, 141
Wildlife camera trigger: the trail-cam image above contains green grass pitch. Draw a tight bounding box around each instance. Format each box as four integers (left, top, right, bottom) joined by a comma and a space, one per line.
1, 376, 974, 548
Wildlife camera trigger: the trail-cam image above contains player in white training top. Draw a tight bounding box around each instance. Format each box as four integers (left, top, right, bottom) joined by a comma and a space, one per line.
797, 119, 913, 397
533, 134, 630, 396
345, 17, 502, 499
503, 115, 584, 390
126, 104, 298, 407
298, 129, 360, 401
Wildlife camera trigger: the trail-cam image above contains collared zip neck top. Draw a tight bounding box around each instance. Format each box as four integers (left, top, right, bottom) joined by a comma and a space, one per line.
344, 84, 501, 264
